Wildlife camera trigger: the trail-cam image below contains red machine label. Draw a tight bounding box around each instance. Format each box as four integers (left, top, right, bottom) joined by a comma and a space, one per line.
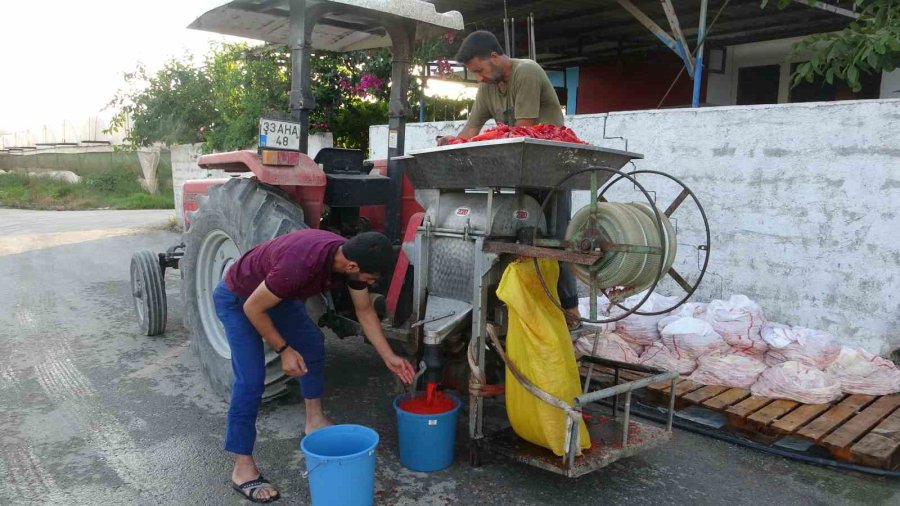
455, 207, 470, 217
514, 210, 529, 221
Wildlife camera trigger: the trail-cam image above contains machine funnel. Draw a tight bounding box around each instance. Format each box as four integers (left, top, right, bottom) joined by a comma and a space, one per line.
395, 137, 643, 191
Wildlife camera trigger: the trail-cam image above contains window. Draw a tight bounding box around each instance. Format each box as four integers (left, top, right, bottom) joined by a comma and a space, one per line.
736, 65, 781, 105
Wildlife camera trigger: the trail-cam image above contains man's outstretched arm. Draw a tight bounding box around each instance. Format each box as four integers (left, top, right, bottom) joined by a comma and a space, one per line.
348, 286, 415, 384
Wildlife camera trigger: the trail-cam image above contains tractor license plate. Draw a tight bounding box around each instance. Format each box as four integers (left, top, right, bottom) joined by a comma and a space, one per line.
259, 118, 301, 151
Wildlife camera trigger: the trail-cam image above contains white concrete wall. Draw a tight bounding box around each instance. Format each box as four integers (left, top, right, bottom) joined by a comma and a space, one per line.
171, 133, 334, 228
370, 99, 900, 355
171, 143, 223, 228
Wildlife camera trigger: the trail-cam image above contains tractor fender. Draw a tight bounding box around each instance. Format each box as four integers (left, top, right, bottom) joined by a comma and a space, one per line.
196, 150, 326, 229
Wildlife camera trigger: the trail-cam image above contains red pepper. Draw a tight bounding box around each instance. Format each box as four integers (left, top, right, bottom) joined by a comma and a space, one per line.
450, 123, 588, 145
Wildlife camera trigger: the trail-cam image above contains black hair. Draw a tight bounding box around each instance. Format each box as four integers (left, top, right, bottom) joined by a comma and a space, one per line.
342, 231, 393, 275
454, 30, 504, 64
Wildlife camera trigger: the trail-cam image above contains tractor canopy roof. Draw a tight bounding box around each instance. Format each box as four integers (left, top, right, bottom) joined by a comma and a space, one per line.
188, 0, 464, 52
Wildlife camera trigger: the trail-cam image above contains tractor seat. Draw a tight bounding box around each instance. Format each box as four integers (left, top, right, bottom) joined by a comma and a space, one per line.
314, 148, 369, 174
315, 148, 390, 207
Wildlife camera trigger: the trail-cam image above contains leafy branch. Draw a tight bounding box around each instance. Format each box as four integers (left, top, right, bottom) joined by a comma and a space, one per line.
763, 0, 900, 91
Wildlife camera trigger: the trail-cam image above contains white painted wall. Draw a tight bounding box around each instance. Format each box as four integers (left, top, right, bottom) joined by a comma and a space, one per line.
706, 36, 898, 105
171, 133, 333, 227
171, 144, 223, 228
370, 99, 900, 355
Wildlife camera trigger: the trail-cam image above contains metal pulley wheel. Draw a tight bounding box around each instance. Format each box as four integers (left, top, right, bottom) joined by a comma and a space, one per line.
565, 201, 677, 292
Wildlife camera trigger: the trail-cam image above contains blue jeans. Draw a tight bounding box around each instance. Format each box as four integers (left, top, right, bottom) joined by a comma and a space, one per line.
213, 280, 325, 455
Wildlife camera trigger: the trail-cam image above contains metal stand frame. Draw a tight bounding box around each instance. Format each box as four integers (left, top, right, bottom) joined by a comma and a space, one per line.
465, 165, 709, 477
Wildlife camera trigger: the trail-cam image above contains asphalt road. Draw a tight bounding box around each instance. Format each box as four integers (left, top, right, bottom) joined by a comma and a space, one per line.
0, 208, 898, 505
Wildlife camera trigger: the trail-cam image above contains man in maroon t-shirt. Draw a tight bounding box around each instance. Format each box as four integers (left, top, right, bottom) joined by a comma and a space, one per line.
214, 229, 414, 502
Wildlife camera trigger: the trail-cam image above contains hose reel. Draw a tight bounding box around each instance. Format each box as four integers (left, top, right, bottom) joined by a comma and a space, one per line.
566, 202, 677, 291
531, 166, 711, 324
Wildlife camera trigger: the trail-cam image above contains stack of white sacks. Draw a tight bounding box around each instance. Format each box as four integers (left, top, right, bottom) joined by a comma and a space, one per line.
575, 293, 900, 403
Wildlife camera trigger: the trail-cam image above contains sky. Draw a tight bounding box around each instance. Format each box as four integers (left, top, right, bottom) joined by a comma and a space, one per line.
0, 1, 246, 134
0, 1, 476, 142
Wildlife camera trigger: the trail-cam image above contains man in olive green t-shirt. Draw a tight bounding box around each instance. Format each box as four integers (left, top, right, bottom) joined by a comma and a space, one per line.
445, 31, 580, 329
452, 31, 565, 138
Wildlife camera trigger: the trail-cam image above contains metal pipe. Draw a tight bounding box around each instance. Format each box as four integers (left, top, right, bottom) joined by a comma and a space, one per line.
422, 230, 482, 240
288, 0, 312, 153
692, 0, 708, 108
528, 13, 537, 61
666, 376, 677, 431
510, 18, 515, 58
471, 242, 492, 441
793, 0, 859, 19
579, 355, 670, 375
612, 366, 620, 420
567, 416, 578, 469
411, 360, 427, 392
383, 19, 416, 242
582, 329, 603, 394
621, 390, 632, 447
575, 371, 678, 406
503, 18, 511, 55
419, 76, 426, 123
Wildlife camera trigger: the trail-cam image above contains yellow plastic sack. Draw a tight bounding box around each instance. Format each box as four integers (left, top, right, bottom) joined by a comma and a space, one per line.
496, 258, 590, 456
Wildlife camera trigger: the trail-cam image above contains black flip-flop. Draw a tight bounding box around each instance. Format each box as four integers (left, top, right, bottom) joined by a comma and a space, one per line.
232, 475, 280, 503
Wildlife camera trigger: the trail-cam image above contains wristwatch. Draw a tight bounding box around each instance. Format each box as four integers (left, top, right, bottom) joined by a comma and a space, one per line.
275, 343, 290, 354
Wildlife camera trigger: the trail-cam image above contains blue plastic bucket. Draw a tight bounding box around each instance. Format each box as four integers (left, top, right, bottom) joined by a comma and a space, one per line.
393, 392, 461, 472
300, 424, 379, 506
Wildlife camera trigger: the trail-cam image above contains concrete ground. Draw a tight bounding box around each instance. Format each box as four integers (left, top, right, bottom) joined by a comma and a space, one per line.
0, 208, 898, 505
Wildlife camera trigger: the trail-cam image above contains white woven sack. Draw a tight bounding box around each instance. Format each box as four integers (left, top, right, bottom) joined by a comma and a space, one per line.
826, 346, 900, 395
688, 353, 767, 389
660, 317, 731, 360
639, 342, 697, 375
751, 361, 843, 404
705, 294, 767, 354
575, 332, 640, 364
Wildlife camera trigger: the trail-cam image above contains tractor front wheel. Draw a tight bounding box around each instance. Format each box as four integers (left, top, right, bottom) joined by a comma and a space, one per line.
130, 249, 167, 336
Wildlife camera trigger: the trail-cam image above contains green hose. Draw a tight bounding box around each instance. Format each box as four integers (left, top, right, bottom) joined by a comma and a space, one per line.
566, 202, 676, 292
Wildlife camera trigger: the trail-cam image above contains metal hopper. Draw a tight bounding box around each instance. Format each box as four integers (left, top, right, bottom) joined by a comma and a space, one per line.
395, 137, 643, 191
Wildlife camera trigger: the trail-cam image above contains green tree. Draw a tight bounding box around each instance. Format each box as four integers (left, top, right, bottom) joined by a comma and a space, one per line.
765, 0, 900, 91
204, 44, 291, 151
106, 56, 216, 146
306, 49, 393, 152
107, 34, 470, 154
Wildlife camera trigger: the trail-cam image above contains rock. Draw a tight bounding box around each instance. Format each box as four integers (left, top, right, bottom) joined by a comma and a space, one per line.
25, 169, 82, 184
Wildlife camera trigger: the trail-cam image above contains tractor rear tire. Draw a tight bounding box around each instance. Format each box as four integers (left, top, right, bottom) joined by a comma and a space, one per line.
130, 249, 167, 336
182, 178, 311, 401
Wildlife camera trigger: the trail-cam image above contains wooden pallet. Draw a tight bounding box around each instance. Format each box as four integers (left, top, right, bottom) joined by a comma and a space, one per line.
642, 377, 900, 470
576, 364, 900, 470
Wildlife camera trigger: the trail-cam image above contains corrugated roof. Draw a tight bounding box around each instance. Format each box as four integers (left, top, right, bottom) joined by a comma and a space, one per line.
428, 0, 854, 68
